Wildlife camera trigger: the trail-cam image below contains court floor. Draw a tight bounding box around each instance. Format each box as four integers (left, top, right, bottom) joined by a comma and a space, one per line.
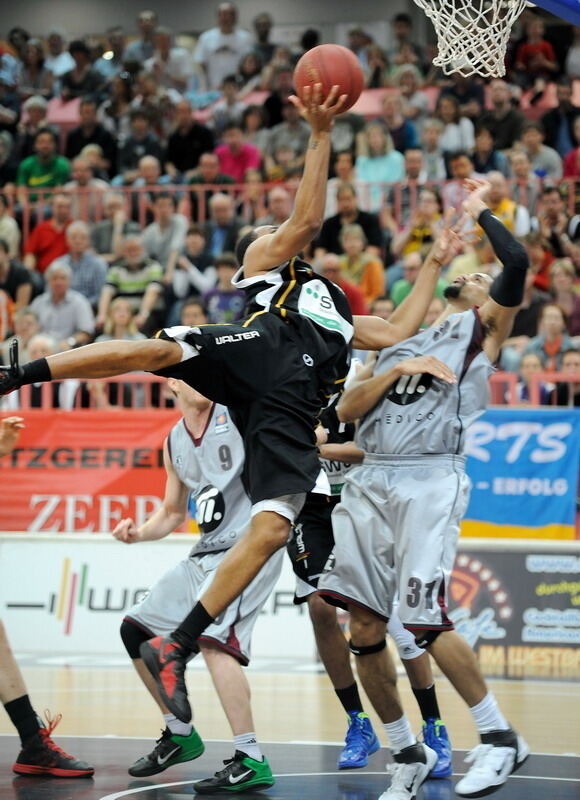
0, 657, 578, 800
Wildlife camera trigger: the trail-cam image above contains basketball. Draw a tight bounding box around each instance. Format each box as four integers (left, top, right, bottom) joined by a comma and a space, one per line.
294, 44, 365, 112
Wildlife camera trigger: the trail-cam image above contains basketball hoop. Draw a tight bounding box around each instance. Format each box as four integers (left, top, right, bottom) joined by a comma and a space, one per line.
413, 0, 530, 77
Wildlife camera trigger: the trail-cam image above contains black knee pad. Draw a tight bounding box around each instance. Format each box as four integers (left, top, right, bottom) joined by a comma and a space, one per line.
414, 628, 447, 649
349, 638, 386, 656
120, 617, 152, 658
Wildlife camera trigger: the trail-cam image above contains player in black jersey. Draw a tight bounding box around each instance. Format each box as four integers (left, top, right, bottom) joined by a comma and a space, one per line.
0, 85, 457, 723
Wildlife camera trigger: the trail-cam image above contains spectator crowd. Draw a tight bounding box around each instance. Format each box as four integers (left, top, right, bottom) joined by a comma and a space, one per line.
0, 4, 579, 407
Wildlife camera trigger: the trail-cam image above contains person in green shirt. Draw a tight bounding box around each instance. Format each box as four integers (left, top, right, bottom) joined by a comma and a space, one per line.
390, 250, 448, 306
17, 128, 70, 202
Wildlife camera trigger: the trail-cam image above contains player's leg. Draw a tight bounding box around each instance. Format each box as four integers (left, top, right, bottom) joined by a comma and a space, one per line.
0, 620, 94, 777
387, 607, 452, 778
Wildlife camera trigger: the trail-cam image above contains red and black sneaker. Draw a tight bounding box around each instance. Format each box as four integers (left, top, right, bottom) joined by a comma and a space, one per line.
140, 635, 193, 723
12, 712, 94, 778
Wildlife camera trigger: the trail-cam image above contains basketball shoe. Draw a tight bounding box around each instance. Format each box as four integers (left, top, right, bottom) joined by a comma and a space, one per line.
139, 634, 194, 722
12, 712, 94, 778
379, 742, 437, 800
193, 750, 275, 794
422, 718, 452, 778
128, 727, 204, 777
338, 711, 381, 769
455, 728, 529, 797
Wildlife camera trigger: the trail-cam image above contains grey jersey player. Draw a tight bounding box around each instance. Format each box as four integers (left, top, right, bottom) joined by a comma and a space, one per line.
319, 180, 530, 800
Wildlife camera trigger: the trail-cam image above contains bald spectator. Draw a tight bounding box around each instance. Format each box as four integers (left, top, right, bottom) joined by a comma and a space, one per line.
117, 109, 164, 184
194, 3, 253, 90
23, 194, 72, 275
124, 10, 158, 64
0, 193, 20, 258
91, 192, 141, 264
64, 156, 109, 221
478, 79, 525, 150
49, 221, 107, 306
165, 99, 215, 181
30, 261, 94, 350
255, 186, 292, 227
215, 123, 261, 183
319, 253, 368, 316
142, 192, 188, 282
65, 98, 117, 177
203, 193, 240, 259
145, 27, 194, 93
316, 183, 383, 258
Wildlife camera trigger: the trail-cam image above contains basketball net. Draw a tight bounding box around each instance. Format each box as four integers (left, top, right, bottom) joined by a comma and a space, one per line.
413, 0, 530, 77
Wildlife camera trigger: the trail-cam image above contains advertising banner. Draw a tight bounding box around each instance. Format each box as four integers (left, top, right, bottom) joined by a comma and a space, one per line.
462, 408, 580, 539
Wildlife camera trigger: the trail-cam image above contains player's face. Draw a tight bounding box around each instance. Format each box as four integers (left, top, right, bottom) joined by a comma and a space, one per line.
449, 273, 493, 306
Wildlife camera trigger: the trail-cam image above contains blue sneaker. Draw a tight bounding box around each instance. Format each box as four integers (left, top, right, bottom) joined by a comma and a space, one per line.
422, 718, 453, 778
337, 712, 381, 769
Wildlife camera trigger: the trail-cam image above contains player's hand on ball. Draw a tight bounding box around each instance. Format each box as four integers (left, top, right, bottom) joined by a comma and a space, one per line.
113, 518, 141, 543
398, 356, 456, 384
288, 84, 347, 134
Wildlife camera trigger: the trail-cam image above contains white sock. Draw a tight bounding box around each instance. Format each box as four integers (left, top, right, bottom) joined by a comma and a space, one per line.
164, 713, 192, 737
469, 692, 509, 734
383, 715, 415, 754
234, 732, 262, 761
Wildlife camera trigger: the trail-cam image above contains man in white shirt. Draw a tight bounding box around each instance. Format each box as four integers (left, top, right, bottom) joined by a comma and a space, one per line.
44, 28, 75, 78
194, 3, 252, 91
145, 27, 194, 93
29, 262, 94, 351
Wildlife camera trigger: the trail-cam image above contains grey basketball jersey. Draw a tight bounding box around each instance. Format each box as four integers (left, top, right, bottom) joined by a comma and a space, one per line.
168, 404, 251, 555
357, 310, 494, 456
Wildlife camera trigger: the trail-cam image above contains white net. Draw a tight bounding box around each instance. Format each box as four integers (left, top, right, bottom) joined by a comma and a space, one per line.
413, 0, 530, 77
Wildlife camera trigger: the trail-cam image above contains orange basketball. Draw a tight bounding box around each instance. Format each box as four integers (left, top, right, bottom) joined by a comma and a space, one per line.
294, 44, 365, 112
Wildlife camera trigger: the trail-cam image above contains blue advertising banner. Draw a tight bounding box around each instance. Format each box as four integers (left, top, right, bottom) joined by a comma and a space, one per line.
463, 408, 580, 539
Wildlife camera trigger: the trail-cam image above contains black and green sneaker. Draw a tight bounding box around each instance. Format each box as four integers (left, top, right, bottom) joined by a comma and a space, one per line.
193, 750, 275, 794
128, 727, 204, 777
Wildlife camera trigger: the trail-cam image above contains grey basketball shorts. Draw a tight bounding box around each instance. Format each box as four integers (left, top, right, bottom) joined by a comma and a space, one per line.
125, 548, 284, 665
318, 454, 470, 631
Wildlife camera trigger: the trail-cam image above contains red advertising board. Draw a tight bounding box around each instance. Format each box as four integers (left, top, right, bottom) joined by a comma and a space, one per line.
0, 410, 180, 532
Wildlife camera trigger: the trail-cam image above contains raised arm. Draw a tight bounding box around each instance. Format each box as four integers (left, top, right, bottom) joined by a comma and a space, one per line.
243, 85, 347, 277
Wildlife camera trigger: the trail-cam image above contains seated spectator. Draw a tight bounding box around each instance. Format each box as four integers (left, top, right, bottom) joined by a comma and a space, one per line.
265, 99, 310, 174
17, 38, 53, 101
44, 27, 75, 78
49, 221, 107, 306
188, 152, 235, 220
563, 117, 580, 178
30, 261, 94, 350
325, 151, 357, 219
500, 261, 549, 371
194, 2, 253, 91
265, 143, 301, 182
549, 348, 580, 406
485, 171, 531, 236
237, 51, 264, 97
145, 26, 194, 93
440, 74, 484, 121
338, 224, 385, 304
215, 123, 261, 183
420, 118, 446, 181
435, 94, 474, 155
513, 16, 558, 98
130, 71, 179, 138
472, 126, 509, 176
0, 193, 20, 257
365, 44, 390, 88
16, 128, 70, 201
384, 148, 427, 228
97, 235, 163, 333
0, 239, 33, 313
515, 352, 551, 404
509, 150, 540, 216
15, 96, 54, 160
241, 105, 270, 153
446, 235, 500, 284
549, 259, 580, 336
441, 151, 480, 211
355, 124, 405, 211
370, 295, 395, 321
203, 192, 241, 259
202, 252, 245, 323
238, 169, 267, 223
391, 188, 442, 259
131, 156, 171, 223
171, 225, 216, 308
0, 74, 19, 138
540, 76, 579, 158
63, 155, 109, 221
0, 306, 38, 362
23, 193, 72, 275
178, 298, 208, 327
387, 12, 425, 73
165, 100, 215, 182
348, 26, 372, 74
65, 97, 117, 178
142, 192, 188, 283
96, 297, 146, 343
523, 303, 574, 370
520, 121, 562, 179
565, 27, 580, 79
97, 72, 134, 144
252, 12, 277, 67
91, 191, 141, 264
255, 186, 292, 227
79, 143, 109, 181
117, 109, 164, 185
263, 62, 295, 128
316, 183, 383, 258
209, 74, 247, 135
479, 79, 525, 150
319, 253, 368, 315
390, 250, 447, 306
94, 26, 126, 82
537, 185, 579, 260
523, 230, 554, 293
60, 40, 104, 102
392, 65, 428, 127
330, 111, 366, 157
374, 91, 418, 153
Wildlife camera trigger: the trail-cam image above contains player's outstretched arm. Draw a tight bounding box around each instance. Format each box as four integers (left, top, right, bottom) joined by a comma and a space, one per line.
0, 338, 183, 397
462, 179, 529, 363
113, 440, 189, 543
243, 84, 347, 277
